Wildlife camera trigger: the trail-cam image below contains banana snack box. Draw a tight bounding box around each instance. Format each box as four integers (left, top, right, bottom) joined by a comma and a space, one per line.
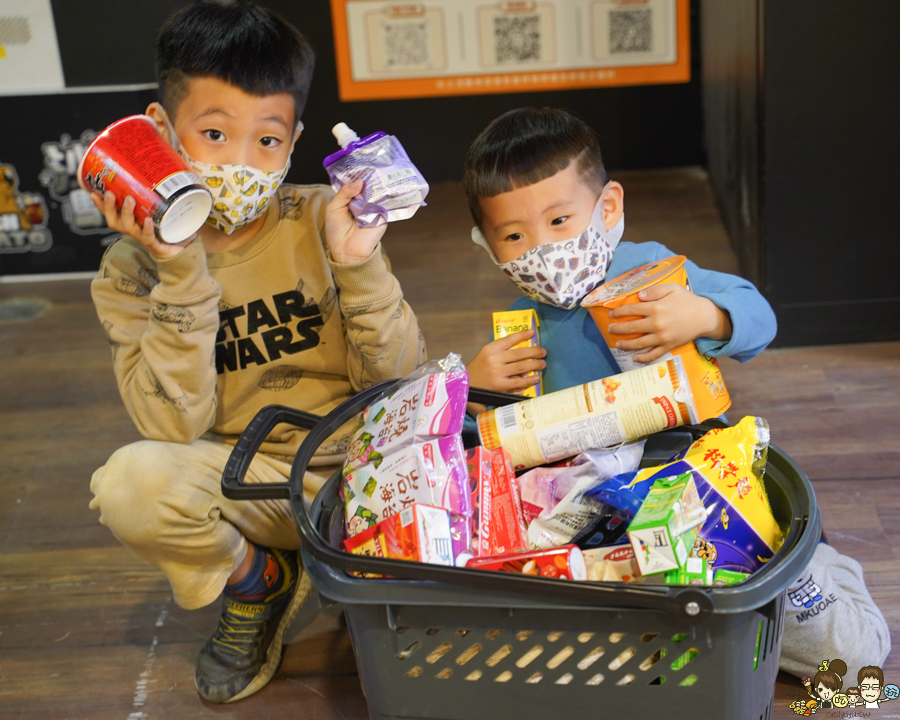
493, 309, 542, 397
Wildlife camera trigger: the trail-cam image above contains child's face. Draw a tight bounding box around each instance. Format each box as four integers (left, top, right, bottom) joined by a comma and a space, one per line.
152, 77, 297, 172
477, 162, 623, 263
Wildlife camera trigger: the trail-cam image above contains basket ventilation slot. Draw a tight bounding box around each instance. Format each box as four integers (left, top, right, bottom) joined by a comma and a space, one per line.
398, 628, 700, 688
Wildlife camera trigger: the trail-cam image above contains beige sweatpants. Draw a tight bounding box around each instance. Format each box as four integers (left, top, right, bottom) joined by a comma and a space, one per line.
89, 439, 331, 610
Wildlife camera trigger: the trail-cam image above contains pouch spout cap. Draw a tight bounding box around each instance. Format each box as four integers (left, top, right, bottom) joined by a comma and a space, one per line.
332, 122, 359, 148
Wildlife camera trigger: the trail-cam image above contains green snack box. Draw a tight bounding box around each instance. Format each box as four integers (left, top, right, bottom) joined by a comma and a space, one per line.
665, 555, 713, 585
713, 568, 750, 586
627, 472, 707, 576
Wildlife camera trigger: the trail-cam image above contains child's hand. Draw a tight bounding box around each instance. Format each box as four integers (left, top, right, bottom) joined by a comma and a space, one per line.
467, 330, 547, 393
606, 283, 733, 363
325, 179, 387, 264
91, 190, 193, 260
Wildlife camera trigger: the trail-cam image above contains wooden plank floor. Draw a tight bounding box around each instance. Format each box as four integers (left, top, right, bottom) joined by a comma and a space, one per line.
1, 168, 897, 719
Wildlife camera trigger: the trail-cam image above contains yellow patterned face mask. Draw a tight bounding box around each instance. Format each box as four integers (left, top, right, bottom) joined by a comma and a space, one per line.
160, 107, 299, 234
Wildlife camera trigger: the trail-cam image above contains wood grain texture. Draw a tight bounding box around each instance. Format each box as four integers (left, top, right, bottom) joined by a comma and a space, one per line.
1, 170, 896, 719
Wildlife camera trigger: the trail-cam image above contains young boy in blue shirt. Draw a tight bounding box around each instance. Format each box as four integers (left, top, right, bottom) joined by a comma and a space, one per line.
463, 107, 775, 394
462, 107, 889, 677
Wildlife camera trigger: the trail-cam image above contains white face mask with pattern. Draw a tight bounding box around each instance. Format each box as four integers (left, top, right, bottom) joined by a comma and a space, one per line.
160, 107, 300, 235
471, 190, 624, 309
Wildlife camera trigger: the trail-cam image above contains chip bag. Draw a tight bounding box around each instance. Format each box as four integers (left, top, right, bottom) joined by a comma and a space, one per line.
343, 435, 472, 557
583, 416, 783, 574
344, 354, 469, 474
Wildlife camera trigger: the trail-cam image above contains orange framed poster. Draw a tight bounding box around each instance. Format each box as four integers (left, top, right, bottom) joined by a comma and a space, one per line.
330, 0, 690, 101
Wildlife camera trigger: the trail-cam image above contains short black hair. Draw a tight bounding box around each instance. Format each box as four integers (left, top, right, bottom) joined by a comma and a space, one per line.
462, 107, 608, 227
156, 1, 315, 123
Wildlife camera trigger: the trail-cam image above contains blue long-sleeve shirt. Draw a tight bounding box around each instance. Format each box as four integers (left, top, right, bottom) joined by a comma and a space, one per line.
508, 241, 777, 394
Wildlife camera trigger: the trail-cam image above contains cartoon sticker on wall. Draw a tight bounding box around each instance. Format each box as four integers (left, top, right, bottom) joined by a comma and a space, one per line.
0, 163, 51, 254
39, 130, 118, 245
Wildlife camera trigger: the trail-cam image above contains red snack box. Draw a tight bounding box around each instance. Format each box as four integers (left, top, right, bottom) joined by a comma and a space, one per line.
343, 504, 454, 569
467, 446, 529, 557
465, 544, 587, 581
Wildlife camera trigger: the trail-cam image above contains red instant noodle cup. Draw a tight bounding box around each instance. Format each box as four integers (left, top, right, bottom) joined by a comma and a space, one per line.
78, 115, 212, 243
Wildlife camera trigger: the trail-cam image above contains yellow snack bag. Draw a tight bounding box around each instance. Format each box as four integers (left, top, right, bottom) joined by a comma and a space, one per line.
616, 416, 783, 575
493, 309, 542, 397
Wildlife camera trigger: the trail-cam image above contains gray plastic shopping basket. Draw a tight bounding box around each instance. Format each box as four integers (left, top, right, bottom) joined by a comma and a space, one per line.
222, 382, 821, 720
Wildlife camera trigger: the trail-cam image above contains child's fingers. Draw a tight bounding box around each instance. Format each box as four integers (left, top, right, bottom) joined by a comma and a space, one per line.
492, 329, 536, 350
140, 216, 157, 245
614, 333, 659, 352
503, 344, 546, 362
637, 283, 682, 302
503, 373, 542, 393
330, 179, 365, 208
606, 316, 654, 335
508, 357, 546, 376
632, 346, 668, 364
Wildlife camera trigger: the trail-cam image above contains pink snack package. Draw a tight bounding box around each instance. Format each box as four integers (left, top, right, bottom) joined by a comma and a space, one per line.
343, 435, 471, 558
324, 122, 429, 228
466, 447, 529, 558
343, 354, 469, 474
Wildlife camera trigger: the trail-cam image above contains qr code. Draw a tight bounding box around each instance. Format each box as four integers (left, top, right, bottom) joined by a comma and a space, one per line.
382, 20, 430, 69
609, 8, 652, 54
493, 14, 542, 63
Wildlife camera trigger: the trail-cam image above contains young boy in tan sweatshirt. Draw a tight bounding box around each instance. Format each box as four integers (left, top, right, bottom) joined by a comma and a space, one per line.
88, 2, 425, 704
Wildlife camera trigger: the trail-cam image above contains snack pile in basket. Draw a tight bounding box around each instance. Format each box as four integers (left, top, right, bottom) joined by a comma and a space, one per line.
340, 354, 785, 587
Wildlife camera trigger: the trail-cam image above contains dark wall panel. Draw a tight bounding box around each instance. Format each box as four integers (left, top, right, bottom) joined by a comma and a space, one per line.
50, 0, 704, 183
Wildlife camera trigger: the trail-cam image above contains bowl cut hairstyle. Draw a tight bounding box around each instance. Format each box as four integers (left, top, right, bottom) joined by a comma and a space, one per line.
462, 107, 608, 227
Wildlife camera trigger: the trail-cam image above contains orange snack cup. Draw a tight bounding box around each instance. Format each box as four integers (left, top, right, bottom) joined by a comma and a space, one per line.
581, 256, 731, 421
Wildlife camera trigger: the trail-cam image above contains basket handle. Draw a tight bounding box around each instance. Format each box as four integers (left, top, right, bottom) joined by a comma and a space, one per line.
221, 404, 323, 500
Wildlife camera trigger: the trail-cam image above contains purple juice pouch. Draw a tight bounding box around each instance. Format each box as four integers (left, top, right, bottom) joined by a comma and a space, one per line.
324, 122, 429, 228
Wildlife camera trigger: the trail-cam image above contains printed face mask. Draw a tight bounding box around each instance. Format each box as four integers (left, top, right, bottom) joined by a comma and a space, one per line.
472, 191, 625, 309
160, 107, 300, 235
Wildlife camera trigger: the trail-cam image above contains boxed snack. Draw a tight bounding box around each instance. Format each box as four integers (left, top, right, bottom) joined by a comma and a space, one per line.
469, 447, 529, 557
664, 556, 714, 585
343, 504, 453, 569
583, 542, 640, 583
465, 544, 586, 581
492, 309, 542, 397
344, 355, 468, 473
712, 568, 749, 586
478, 356, 698, 471
343, 435, 472, 556
627, 472, 707, 576
581, 255, 731, 421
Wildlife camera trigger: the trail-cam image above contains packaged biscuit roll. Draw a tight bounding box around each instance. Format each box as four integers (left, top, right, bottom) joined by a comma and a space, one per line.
581, 256, 731, 421
465, 545, 587, 581
477, 357, 699, 471
492, 309, 542, 397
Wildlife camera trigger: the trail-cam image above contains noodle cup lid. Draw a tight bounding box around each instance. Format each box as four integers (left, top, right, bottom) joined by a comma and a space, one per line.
158, 187, 213, 243
582, 255, 687, 308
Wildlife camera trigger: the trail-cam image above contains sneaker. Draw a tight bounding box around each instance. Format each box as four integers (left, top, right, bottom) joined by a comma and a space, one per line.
194, 549, 313, 703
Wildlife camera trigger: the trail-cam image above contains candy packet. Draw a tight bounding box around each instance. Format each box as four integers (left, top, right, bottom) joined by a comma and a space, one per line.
524, 441, 645, 550
582, 416, 783, 574
343, 434, 472, 557
344, 354, 469, 474
324, 123, 429, 228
